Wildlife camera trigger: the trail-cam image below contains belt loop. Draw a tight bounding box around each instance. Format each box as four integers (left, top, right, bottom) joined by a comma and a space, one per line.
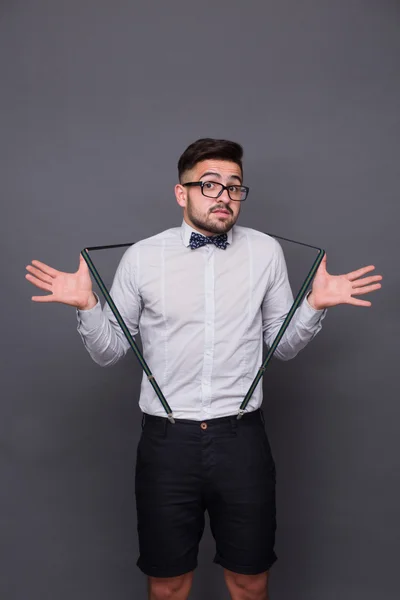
230, 414, 238, 431
260, 408, 265, 426
141, 413, 146, 430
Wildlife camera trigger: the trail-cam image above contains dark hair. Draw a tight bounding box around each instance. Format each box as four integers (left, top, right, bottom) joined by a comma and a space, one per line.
177, 138, 243, 182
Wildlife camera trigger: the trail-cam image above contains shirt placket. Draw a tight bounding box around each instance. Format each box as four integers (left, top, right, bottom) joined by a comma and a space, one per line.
201, 245, 215, 409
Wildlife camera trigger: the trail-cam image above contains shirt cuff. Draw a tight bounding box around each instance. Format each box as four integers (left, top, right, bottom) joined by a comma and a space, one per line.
76, 292, 102, 332
297, 291, 327, 326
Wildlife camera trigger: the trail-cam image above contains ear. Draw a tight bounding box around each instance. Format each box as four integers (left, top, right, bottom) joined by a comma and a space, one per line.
175, 183, 187, 208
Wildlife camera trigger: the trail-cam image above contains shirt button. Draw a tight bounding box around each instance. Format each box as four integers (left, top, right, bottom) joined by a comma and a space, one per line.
200, 422, 208, 430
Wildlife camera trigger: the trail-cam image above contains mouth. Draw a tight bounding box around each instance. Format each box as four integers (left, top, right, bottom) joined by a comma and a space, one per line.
211, 209, 231, 216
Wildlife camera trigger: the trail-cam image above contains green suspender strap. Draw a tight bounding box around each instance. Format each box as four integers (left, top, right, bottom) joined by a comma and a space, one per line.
237, 234, 325, 419
82, 243, 175, 424
81, 234, 325, 424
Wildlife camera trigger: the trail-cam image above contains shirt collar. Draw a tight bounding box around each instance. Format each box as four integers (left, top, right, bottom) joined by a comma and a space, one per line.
181, 219, 233, 248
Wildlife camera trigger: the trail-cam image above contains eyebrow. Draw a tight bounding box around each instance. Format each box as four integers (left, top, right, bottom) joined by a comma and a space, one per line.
198, 171, 242, 184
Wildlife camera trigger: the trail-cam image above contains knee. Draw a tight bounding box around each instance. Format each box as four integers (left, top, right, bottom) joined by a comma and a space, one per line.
149, 572, 193, 600
224, 570, 269, 600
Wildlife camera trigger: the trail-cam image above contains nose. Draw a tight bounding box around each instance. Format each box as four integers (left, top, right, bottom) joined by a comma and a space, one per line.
218, 188, 231, 203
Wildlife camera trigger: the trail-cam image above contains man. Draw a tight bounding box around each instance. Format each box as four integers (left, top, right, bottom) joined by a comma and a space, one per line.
25, 138, 382, 600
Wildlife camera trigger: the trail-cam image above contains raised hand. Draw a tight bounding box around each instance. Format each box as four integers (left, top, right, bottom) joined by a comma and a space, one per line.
25, 254, 97, 310
308, 255, 383, 310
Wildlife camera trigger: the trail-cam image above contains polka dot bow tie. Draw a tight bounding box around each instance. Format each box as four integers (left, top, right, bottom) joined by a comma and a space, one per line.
189, 231, 228, 250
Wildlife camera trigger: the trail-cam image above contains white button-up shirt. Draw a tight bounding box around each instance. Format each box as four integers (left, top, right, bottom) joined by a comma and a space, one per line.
76, 220, 327, 420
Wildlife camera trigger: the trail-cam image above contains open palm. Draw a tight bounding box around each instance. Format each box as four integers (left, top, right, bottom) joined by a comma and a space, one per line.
309, 255, 383, 310
25, 254, 94, 310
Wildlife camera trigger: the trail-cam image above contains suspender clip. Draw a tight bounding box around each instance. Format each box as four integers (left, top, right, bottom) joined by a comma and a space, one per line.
167, 413, 175, 424
237, 409, 245, 420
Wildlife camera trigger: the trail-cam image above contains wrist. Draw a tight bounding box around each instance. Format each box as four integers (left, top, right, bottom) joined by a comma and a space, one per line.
307, 291, 324, 311
79, 293, 97, 311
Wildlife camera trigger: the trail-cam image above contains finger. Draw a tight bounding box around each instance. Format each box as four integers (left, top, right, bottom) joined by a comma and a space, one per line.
31, 260, 58, 278
346, 265, 376, 281
26, 265, 53, 285
25, 274, 52, 292
351, 275, 383, 287
351, 283, 382, 295
31, 294, 55, 302
347, 297, 372, 307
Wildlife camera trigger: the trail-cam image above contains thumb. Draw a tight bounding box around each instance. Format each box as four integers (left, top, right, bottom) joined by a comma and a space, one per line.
79, 253, 88, 270
318, 253, 327, 273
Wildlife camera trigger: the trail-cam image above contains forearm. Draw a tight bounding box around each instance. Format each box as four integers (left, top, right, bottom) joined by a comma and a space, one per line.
263, 292, 327, 361
76, 293, 130, 366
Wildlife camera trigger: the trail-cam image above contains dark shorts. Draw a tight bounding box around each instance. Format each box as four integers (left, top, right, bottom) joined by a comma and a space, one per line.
134, 408, 277, 578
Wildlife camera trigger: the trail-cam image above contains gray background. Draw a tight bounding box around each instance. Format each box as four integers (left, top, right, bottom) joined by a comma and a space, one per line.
1, 0, 399, 598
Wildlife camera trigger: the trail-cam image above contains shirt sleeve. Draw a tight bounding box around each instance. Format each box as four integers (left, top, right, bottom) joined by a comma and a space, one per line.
261, 240, 327, 360
75, 248, 142, 366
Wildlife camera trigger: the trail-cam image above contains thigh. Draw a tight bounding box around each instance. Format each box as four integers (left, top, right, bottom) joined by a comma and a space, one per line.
135, 420, 205, 578
206, 418, 277, 575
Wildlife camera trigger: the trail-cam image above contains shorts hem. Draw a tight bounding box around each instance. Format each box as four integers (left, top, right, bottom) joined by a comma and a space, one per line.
213, 553, 277, 575
136, 558, 198, 578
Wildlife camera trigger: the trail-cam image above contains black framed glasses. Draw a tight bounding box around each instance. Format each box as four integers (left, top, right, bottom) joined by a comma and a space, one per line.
183, 181, 249, 201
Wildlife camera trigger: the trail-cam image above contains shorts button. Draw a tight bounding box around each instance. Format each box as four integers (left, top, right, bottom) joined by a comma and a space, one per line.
200, 422, 208, 430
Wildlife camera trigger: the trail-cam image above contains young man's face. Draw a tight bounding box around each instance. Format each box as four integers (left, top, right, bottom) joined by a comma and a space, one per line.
175, 159, 243, 236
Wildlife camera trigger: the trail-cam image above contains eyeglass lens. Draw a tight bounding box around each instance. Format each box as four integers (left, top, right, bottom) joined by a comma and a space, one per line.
202, 182, 247, 201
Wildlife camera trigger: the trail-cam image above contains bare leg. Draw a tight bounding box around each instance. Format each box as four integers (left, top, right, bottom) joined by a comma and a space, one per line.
224, 569, 270, 600
148, 571, 194, 600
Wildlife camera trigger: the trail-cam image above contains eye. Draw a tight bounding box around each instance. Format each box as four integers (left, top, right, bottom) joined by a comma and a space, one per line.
203, 181, 216, 189
228, 186, 238, 192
